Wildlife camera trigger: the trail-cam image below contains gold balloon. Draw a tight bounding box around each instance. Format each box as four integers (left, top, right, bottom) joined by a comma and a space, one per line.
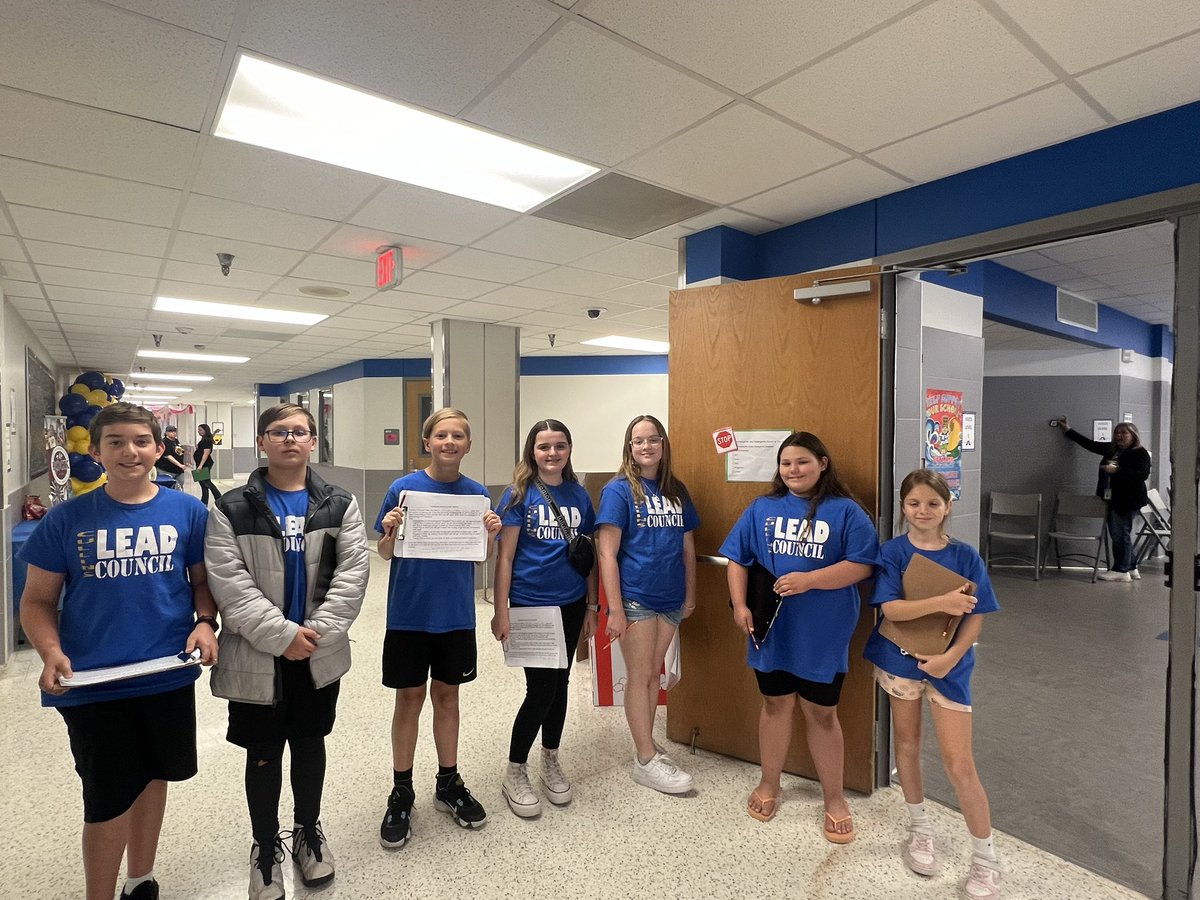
71, 473, 107, 496
67, 426, 89, 443
70, 384, 91, 396
85, 389, 109, 406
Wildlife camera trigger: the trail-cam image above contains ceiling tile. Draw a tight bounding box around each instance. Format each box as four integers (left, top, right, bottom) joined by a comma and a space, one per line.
518, 266, 632, 297
736, 158, 909, 225
394, 270, 502, 301
241, 0, 559, 115
1, 260, 36, 280
868, 85, 1107, 181
178, 196, 336, 251
623, 104, 848, 205
995, 0, 1200, 73
350, 183, 517, 245
168, 232, 307, 276
288, 254, 380, 288
194, 141, 384, 221
675, 207, 783, 235
160, 260, 281, 292
46, 286, 153, 309
101, 0, 238, 39
156, 279, 264, 305
0, 158, 181, 227
1077, 31, 1200, 121
757, 0, 1056, 152
582, 0, 919, 94
572, 241, 678, 281
9, 206, 170, 256
601, 280, 673, 307
34, 265, 156, 295
23, 241, 161, 278
316, 225, 458, 270
0, 0, 223, 129
474, 217, 622, 264
426, 248, 555, 283
435, 299, 528, 322
337, 303, 422, 324
466, 21, 729, 166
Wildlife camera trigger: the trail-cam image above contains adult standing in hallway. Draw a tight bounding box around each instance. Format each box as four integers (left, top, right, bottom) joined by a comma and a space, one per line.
157, 424, 188, 489
1052, 418, 1150, 581
194, 423, 223, 506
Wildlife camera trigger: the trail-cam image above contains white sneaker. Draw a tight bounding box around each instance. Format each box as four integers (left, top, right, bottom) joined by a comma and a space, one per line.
1130, 568, 1142, 580
291, 820, 335, 887
501, 762, 542, 818
902, 827, 939, 876
962, 859, 1001, 900
248, 839, 285, 900
1098, 570, 1132, 582
540, 748, 573, 805
631, 752, 694, 794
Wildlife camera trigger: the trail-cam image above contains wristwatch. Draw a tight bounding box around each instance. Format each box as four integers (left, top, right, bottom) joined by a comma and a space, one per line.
196, 614, 220, 634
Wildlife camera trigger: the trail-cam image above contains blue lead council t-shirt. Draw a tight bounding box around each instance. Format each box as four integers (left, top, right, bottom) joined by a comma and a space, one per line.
720, 493, 878, 683
863, 534, 1000, 706
264, 483, 308, 624
596, 476, 699, 612
18, 486, 209, 707
375, 469, 490, 632
498, 480, 596, 606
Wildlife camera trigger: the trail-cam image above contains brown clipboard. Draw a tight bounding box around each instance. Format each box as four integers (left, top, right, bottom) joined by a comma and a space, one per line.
878, 551, 975, 657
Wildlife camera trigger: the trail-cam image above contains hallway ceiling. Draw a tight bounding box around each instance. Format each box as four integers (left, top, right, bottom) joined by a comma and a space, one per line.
1, 0, 1197, 401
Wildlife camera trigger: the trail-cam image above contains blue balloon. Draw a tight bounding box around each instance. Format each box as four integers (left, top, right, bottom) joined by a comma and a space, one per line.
70, 456, 104, 482
75, 407, 99, 427
75, 371, 108, 391
68, 452, 87, 465
60, 393, 88, 416
109, 378, 125, 398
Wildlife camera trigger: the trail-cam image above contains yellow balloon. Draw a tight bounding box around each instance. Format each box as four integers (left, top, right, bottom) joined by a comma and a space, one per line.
71, 473, 107, 496
71, 384, 91, 396
86, 389, 108, 406
70, 438, 92, 454
67, 426, 89, 443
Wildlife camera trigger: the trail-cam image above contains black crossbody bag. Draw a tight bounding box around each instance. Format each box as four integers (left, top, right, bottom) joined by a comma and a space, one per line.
533, 479, 596, 577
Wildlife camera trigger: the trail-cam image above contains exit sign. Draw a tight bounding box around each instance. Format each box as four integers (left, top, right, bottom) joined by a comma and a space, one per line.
376, 246, 403, 289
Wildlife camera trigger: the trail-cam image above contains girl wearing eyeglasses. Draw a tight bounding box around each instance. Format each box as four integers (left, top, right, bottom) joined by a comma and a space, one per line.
596, 414, 699, 794
720, 432, 877, 841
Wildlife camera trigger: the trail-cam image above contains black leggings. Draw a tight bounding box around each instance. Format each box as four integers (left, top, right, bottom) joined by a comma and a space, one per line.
245, 735, 327, 847
508, 597, 586, 764
198, 474, 222, 505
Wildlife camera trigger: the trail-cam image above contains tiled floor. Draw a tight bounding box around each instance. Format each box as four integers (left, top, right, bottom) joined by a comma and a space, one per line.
0, 553, 1147, 899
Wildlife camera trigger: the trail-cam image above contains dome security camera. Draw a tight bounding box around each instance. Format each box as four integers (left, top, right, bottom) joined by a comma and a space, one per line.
585, 307, 606, 319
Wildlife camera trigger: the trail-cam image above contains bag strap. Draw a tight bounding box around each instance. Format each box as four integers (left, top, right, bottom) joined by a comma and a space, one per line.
533, 479, 575, 542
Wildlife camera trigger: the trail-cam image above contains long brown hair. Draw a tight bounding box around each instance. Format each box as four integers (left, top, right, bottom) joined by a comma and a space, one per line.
504, 419, 578, 511
768, 431, 865, 527
615, 414, 685, 508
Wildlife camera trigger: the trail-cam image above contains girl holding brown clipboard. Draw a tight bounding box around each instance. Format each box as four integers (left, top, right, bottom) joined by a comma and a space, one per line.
721, 432, 877, 841
863, 469, 1002, 900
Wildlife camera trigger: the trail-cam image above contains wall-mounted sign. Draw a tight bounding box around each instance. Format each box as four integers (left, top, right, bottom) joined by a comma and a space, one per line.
925, 388, 962, 498
712, 426, 738, 455
725, 429, 791, 482
961, 412, 976, 451
383, 428, 400, 445
1093, 419, 1113, 442
376, 246, 404, 290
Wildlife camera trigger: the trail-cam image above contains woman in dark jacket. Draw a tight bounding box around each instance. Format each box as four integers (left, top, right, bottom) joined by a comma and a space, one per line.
1054, 417, 1151, 581
195, 423, 223, 506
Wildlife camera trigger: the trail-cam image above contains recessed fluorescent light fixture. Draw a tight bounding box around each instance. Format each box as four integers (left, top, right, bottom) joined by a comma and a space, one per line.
128, 372, 213, 382
138, 350, 250, 364
155, 296, 326, 326
214, 54, 599, 212
581, 335, 670, 353
126, 385, 193, 394
126, 395, 178, 402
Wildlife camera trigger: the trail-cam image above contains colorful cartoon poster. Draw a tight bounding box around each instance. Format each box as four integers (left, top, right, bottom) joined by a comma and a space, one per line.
924, 388, 963, 498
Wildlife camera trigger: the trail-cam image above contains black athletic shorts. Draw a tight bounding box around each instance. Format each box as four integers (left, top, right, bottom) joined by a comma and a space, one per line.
382, 628, 477, 689
754, 669, 846, 707
226, 658, 340, 749
58, 685, 197, 823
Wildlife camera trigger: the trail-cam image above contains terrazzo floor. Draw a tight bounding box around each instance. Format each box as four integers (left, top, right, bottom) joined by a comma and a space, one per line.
0, 553, 1147, 899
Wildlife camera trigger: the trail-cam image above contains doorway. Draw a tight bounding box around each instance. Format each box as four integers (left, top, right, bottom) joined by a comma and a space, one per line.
404, 379, 432, 472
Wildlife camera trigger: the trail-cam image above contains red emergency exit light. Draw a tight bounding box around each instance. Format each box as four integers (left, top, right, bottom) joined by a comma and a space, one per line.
376, 246, 403, 289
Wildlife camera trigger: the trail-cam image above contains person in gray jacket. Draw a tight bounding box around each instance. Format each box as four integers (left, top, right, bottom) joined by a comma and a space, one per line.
205, 403, 369, 900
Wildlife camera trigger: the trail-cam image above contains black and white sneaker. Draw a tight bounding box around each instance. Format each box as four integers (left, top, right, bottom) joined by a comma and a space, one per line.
119, 880, 159, 900
248, 838, 286, 900
380, 783, 415, 849
434, 773, 487, 828
291, 820, 335, 887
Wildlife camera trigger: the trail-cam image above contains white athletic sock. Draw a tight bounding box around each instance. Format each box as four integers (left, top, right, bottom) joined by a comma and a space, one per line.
907, 800, 933, 833
124, 871, 155, 893
971, 833, 999, 863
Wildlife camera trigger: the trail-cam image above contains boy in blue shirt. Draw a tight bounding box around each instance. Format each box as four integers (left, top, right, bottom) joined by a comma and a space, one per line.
20, 402, 217, 900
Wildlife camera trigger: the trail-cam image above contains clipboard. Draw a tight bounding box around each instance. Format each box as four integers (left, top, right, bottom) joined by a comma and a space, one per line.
878, 552, 975, 657
58, 649, 203, 687
745, 561, 782, 650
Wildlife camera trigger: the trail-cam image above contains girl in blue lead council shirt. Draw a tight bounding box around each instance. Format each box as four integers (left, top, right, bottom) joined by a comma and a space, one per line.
863, 469, 1001, 900
720, 432, 877, 842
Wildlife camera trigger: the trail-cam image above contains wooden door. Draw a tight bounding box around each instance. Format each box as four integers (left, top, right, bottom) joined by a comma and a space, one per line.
404, 379, 432, 472
666, 267, 880, 794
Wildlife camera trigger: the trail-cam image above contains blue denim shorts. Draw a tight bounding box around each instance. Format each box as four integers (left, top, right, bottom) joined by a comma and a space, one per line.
621, 597, 684, 627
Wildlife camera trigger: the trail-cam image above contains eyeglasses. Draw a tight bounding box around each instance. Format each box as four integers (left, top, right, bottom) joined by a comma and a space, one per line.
265, 428, 312, 442
630, 436, 663, 448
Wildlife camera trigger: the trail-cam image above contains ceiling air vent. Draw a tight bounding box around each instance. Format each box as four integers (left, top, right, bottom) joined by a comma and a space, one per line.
1056, 288, 1098, 332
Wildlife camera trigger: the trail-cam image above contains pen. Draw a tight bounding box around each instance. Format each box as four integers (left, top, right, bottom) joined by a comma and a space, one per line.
395, 492, 407, 542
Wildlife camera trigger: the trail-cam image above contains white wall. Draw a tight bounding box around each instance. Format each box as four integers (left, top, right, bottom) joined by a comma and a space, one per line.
519, 373, 669, 475
362, 377, 406, 471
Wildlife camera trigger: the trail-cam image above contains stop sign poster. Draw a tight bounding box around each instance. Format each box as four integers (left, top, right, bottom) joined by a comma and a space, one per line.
712, 426, 738, 454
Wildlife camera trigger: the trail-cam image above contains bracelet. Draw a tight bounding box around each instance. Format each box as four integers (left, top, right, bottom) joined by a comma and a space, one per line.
586, 604, 601, 612
196, 614, 220, 634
